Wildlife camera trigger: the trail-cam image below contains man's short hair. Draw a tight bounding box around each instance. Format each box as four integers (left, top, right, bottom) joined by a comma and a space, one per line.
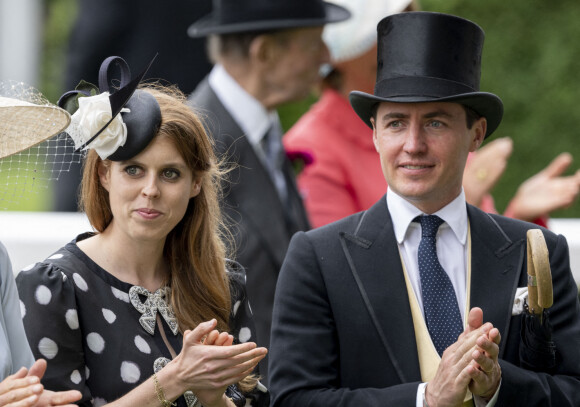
463, 105, 482, 129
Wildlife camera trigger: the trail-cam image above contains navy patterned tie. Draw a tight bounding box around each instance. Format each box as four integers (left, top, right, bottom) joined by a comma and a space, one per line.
417, 215, 463, 356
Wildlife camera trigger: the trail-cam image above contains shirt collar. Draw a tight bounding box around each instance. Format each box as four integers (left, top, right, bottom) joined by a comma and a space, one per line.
387, 189, 468, 245
208, 64, 272, 146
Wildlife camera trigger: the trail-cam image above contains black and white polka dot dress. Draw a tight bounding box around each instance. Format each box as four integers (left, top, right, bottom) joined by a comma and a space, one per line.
16, 233, 260, 407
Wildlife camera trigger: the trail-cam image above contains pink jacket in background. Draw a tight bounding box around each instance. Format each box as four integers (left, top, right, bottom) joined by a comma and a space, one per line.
284, 89, 386, 228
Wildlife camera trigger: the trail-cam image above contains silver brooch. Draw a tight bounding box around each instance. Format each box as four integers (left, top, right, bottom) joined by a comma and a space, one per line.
129, 286, 179, 336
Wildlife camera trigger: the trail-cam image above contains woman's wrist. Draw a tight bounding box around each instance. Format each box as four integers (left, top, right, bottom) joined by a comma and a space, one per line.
202, 393, 234, 407
152, 373, 176, 407
154, 361, 186, 403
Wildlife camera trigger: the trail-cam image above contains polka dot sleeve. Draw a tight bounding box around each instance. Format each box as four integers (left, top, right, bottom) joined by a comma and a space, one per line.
227, 263, 270, 405
227, 263, 256, 345
16, 261, 93, 406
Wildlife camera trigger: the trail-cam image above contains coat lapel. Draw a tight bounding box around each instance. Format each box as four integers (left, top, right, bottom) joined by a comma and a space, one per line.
339, 197, 421, 383
467, 205, 525, 358
337, 201, 527, 380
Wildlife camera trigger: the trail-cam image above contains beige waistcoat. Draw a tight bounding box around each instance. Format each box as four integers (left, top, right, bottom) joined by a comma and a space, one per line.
400, 227, 474, 406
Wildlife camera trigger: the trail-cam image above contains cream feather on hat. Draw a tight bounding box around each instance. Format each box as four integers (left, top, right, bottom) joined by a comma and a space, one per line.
0, 94, 70, 159
322, 0, 413, 64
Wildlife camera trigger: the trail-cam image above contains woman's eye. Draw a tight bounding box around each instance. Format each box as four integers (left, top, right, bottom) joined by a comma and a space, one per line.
162, 169, 180, 180
125, 166, 141, 176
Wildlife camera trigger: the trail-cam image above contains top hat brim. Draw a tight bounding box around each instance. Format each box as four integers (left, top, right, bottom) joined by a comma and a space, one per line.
349, 90, 503, 139
188, 3, 350, 37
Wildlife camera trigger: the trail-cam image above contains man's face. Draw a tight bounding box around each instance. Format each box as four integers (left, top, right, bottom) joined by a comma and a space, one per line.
264, 26, 329, 105
371, 101, 486, 213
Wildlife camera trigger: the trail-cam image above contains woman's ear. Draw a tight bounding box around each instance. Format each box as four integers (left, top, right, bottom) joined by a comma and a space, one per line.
190, 178, 202, 198
98, 161, 111, 192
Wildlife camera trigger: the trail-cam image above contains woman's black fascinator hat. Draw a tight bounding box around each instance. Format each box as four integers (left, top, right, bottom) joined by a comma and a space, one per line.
58, 56, 161, 161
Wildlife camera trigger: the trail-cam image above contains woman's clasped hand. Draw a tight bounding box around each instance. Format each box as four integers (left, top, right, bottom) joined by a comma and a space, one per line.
0, 360, 81, 407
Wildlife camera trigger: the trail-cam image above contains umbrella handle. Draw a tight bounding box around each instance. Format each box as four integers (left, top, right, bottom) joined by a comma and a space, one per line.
527, 229, 553, 314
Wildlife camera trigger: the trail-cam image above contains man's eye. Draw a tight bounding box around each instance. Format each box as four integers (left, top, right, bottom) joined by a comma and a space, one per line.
388, 120, 401, 128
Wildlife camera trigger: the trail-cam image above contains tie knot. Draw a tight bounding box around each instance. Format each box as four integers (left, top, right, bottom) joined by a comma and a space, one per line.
418, 215, 444, 237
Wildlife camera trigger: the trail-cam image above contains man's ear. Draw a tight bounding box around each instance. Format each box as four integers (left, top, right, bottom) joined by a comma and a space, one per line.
249, 34, 281, 66
249, 34, 275, 65
98, 161, 111, 192
470, 117, 487, 151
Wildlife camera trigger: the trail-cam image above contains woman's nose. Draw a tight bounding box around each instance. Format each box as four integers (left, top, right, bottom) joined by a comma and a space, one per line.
141, 176, 160, 198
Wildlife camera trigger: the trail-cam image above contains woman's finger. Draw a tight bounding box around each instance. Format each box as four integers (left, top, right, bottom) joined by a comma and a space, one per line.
0, 383, 42, 407
204, 330, 220, 345
26, 359, 47, 380
47, 389, 83, 405
185, 319, 218, 344
213, 332, 231, 347
0, 375, 38, 396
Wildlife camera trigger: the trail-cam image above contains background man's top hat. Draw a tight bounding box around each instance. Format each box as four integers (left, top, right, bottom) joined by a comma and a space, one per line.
350, 11, 503, 138
188, 0, 350, 38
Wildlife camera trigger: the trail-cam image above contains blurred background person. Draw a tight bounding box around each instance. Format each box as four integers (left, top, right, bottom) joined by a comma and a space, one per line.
464, 139, 580, 227
187, 0, 350, 383
284, 0, 416, 228
284, 0, 580, 229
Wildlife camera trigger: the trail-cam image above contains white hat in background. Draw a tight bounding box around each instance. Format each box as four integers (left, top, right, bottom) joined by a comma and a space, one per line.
323, 0, 413, 64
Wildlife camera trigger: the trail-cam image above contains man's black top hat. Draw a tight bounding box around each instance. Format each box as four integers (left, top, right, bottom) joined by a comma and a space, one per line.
187, 0, 350, 38
350, 12, 503, 138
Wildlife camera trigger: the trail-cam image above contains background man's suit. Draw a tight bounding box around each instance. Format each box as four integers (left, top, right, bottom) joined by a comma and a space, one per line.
189, 79, 310, 382
269, 197, 580, 406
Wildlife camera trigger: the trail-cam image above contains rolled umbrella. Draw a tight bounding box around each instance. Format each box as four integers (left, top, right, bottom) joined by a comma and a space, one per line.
520, 229, 556, 372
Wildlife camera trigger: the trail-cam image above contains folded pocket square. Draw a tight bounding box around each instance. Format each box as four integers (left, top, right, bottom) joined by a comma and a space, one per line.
512, 287, 529, 315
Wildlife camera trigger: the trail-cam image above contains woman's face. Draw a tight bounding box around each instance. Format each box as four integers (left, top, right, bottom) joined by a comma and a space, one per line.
98, 135, 201, 244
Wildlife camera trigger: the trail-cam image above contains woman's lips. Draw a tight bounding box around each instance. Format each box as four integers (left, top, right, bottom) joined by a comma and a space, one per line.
136, 208, 162, 219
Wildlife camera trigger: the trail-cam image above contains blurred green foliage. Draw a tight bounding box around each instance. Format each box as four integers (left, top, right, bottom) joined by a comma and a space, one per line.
39, 0, 580, 217
40, 0, 78, 104
420, 0, 580, 218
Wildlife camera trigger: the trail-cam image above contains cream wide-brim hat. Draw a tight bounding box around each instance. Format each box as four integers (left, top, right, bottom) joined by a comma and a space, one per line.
0, 96, 71, 159
322, 0, 413, 64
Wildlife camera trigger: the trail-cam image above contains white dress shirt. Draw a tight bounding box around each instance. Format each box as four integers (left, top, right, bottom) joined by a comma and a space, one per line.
387, 189, 468, 323
208, 64, 287, 200
386, 189, 498, 407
